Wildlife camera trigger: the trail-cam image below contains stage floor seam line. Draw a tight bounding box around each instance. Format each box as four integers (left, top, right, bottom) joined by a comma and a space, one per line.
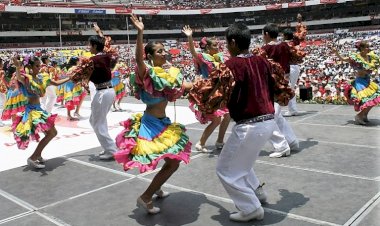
136, 176, 342, 226
343, 191, 380, 226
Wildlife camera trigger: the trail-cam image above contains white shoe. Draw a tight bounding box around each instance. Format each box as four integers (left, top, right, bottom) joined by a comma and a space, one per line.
155, 189, 170, 198
269, 148, 290, 158
27, 158, 45, 169
99, 152, 114, 160
215, 142, 224, 149
229, 207, 264, 222
37, 157, 47, 163
289, 140, 299, 151
136, 197, 160, 214
195, 142, 212, 153
254, 183, 267, 203
283, 111, 298, 117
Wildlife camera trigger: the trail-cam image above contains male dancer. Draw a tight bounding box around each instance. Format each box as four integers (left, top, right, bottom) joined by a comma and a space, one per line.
217, 22, 287, 222
262, 23, 299, 157
88, 25, 118, 160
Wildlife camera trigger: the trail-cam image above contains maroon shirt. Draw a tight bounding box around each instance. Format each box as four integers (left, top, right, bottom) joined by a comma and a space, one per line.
89, 53, 112, 84
225, 54, 275, 122
262, 42, 291, 74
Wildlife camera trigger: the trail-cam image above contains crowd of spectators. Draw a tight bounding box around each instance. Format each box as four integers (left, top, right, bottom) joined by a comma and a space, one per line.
7, 0, 307, 9
1, 30, 380, 105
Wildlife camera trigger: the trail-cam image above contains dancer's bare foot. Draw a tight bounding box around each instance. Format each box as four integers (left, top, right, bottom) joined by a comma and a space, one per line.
68, 116, 80, 121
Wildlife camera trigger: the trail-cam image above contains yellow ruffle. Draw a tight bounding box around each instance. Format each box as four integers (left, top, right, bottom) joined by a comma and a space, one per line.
24, 72, 51, 96
132, 123, 183, 156
6, 93, 27, 105
353, 82, 379, 99
131, 114, 142, 133
152, 67, 180, 84
16, 111, 42, 135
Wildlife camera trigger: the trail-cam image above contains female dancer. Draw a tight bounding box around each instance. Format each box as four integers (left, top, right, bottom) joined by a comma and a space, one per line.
12, 56, 70, 169
111, 62, 127, 111
333, 41, 380, 125
182, 25, 230, 152
1, 62, 28, 123
114, 15, 192, 214
63, 56, 86, 121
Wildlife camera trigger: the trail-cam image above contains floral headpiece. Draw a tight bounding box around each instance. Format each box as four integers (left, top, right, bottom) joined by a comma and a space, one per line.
200, 37, 208, 49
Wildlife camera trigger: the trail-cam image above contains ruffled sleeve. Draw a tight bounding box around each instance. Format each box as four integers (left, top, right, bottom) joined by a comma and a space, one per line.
288, 42, 306, 64
131, 63, 185, 102
268, 59, 295, 106
66, 58, 94, 92
104, 36, 119, 67
0, 70, 7, 93
23, 72, 51, 97
188, 63, 234, 114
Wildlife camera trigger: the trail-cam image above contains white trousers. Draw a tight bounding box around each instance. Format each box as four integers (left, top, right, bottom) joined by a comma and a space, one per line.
269, 103, 297, 152
287, 65, 300, 113
0, 92, 5, 113
40, 85, 57, 113
89, 81, 96, 102
0, 92, 5, 107
216, 120, 278, 214
90, 88, 117, 153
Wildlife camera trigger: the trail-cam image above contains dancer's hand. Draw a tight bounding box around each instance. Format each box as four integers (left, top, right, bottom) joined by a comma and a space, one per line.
93, 23, 101, 33
130, 14, 144, 31
12, 56, 22, 68
182, 25, 193, 37
93, 23, 104, 37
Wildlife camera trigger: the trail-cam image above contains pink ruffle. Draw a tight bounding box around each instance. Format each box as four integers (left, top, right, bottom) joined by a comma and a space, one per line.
64, 92, 87, 111
12, 113, 57, 150
115, 90, 126, 101
189, 102, 229, 124
56, 96, 64, 103
114, 142, 192, 173
356, 96, 380, 112
1, 106, 26, 120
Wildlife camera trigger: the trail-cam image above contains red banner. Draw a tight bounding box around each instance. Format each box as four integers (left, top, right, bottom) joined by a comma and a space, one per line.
146, 9, 160, 15
265, 4, 282, 10
115, 8, 132, 14
288, 2, 305, 8
0, 3, 5, 11
200, 9, 212, 14
320, 0, 337, 4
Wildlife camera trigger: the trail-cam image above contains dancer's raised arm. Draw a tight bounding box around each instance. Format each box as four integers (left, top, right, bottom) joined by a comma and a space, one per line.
182, 25, 198, 60
93, 23, 104, 38
332, 48, 349, 62
130, 14, 146, 79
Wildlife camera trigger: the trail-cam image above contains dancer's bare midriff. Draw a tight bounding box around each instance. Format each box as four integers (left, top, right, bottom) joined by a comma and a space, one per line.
145, 101, 168, 119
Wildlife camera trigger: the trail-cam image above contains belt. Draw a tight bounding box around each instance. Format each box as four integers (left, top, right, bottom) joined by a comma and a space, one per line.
96, 86, 113, 91
236, 114, 274, 125
95, 81, 113, 90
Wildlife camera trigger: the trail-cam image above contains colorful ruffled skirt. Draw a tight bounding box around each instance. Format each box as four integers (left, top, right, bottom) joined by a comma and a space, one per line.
111, 76, 126, 101
63, 81, 86, 110
12, 104, 57, 149
114, 113, 192, 173
348, 75, 380, 111
189, 102, 229, 124
1, 88, 28, 120
56, 84, 65, 103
